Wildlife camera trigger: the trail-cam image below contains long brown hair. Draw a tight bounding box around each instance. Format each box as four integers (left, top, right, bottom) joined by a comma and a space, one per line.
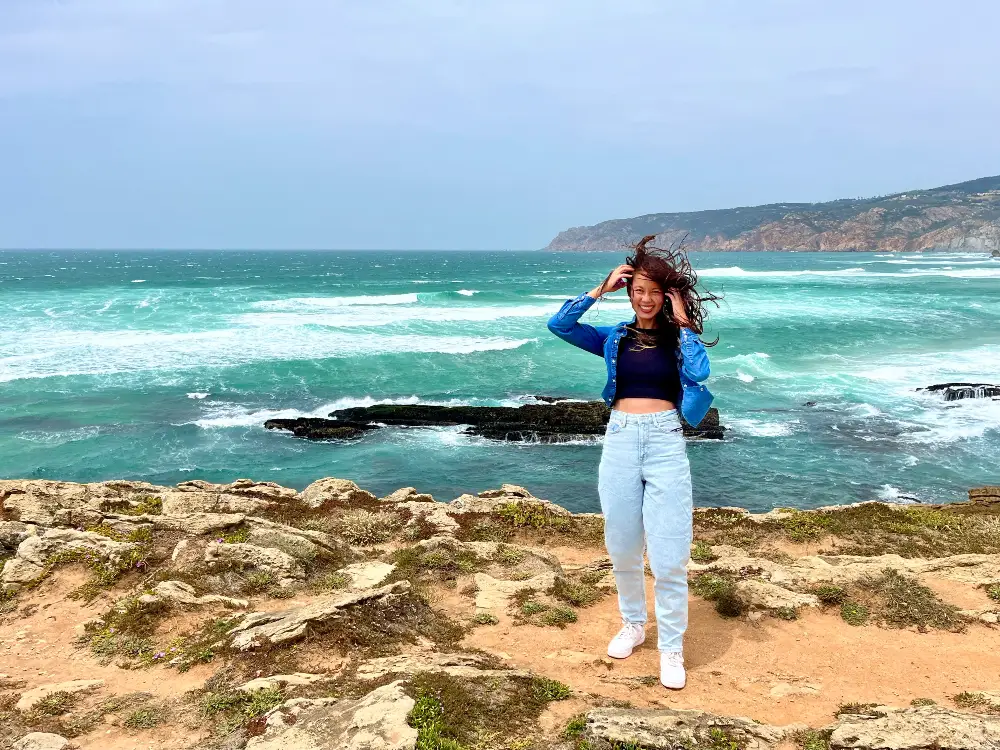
601, 234, 720, 346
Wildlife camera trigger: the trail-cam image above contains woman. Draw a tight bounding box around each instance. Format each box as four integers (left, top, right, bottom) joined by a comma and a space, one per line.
546, 235, 716, 690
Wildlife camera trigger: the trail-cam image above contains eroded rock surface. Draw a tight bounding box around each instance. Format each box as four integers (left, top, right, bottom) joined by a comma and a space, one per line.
829, 705, 1000, 750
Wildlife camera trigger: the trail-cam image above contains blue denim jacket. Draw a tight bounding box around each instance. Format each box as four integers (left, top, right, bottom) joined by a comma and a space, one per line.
546, 292, 714, 427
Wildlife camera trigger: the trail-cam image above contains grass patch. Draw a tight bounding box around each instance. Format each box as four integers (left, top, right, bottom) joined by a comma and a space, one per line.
563, 714, 587, 738
540, 606, 578, 627
690, 573, 748, 618
836, 702, 880, 717
472, 612, 499, 626
952, 691, 1000, 713
102, 495, 163, 516
840, 601, 869, 626
533, 677, 571, 701
241, 571, 276, 594
690, 540, 717, 563
392, 544, 486, 583
220, 526, 250, 544
316, 571, 351, 591
406, 670, 569, 749
123, 706, 165, 729
910, 697, 936, 707
856, 569, 963, 631
339, 509, 402, 546
552, 576, 604, 608
202, 685, 284, 735
985, 583, 1000, 602
520, 600, 548, 616
772, 606, 798, 621
32, 691, 77, 716
778, 510, 830, 542
795, 729, 832, 750
495, 502, 570, 531
492, 544, 526, 567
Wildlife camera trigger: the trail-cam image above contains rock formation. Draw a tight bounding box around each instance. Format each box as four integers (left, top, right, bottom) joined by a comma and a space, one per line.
2, 476, 1000, 749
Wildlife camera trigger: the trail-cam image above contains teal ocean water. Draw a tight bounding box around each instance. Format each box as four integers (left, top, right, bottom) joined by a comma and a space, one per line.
1, 250, 998, 513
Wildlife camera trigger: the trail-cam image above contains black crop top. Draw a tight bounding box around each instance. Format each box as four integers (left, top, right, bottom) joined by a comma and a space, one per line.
614, 327, 681, 402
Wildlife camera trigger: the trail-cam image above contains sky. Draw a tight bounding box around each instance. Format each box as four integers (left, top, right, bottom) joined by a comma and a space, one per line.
1, 1, 998, 250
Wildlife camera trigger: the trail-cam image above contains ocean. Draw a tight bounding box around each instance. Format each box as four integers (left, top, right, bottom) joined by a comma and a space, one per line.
1, 250, 998, 513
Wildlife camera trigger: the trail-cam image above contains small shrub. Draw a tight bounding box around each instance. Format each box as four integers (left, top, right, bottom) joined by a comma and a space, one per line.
953, 691, 994, 710
493, 544, 526, 567
986, 583, 1000, 602
563, 714, 587, 738
340, 510, 402, 546
202, 686, 284, 733
541, 606, 578, 627
858, 568, 962, 631
840, 601, 869, 626
123, 706, 163, 729
910, 697, 936, 707
472, 612, 499, 626
779, 511, 830, 542
814, 584, 846, 605
495, 502, 568, 531
221, 526, 250, 544
773, 606, 798, 621
318, 571, 351, 591
33, 691, 76, 716
242, 571, 276, 594
532, 677, 571, 701
552, 577, 603, 608
690, 573, 747, 618
690, 540, 717, 563
795, 728, 831, 750
521, 600, 548, 616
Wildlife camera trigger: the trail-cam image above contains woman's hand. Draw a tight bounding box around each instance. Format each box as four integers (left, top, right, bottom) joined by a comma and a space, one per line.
666, 289, 692, 327
593, 264, 633, 297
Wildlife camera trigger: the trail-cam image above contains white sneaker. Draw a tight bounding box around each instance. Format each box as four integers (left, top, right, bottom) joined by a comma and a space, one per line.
607, 622, 645, 659
660, 650, 686, 689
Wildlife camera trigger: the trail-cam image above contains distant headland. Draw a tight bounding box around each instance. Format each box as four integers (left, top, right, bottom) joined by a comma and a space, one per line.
546, 175, 1000, 252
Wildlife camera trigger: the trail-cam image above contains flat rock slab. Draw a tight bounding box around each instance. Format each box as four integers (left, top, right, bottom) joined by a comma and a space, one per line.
16, 679, 104, 712
339, 561, 396, 590
246, 680, 417, 750
357, 652, 529, 681
585, 706, 803, 750
12, 734, 73, 750
474, 571, 558, 612
228, 581, 412, 650
830, 705, 1000, 750
266, 402, 725, 442
237, 673, 333, 693
151, 580, 248, 608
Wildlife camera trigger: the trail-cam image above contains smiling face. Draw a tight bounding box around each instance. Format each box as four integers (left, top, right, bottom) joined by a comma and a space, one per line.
629, 271, 665, 323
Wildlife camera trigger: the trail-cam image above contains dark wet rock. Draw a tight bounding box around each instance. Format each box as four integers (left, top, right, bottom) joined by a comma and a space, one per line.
920, 383, 1000, 401
265, 401, 725, 442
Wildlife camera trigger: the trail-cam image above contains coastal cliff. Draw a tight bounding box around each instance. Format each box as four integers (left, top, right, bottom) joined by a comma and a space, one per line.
546, 175, 1000, 252
2, 478, 1000, 749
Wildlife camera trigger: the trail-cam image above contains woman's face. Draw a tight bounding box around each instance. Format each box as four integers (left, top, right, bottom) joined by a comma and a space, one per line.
629, 271, 665, 320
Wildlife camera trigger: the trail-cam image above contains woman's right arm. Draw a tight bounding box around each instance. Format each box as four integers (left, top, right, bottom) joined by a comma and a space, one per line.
546, 265, 632, 356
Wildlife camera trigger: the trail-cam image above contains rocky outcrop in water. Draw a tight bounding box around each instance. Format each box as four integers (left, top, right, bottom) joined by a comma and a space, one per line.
920, 383, 1000, 401
265, 400, 725, 442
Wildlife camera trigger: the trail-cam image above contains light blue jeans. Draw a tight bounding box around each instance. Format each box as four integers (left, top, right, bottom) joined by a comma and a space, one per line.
598, 408, 693, 652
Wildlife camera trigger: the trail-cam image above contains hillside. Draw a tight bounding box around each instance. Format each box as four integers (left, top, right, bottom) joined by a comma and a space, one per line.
546, 175, 1000, 252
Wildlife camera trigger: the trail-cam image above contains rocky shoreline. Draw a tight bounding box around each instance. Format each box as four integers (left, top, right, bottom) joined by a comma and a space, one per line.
264, 400, 726, 442
2, 477, 1000, 749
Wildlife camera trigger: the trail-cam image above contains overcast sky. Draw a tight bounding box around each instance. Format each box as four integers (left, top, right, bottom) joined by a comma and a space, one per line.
1, 1, 998, 250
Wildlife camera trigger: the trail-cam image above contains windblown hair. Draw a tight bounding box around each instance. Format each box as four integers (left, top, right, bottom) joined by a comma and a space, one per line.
602, 234, 721, 346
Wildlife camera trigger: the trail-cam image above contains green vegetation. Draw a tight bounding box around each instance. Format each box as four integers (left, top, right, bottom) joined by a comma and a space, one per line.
840, 601, 869, 626
472, 612, 499, 626
541, 606, 578, 627
952, 692, 997, 711
795, 729, 831, 750
532, 677, 571, 701
813, 584, 846, 605
32, 692, 77, 716
317, 571, 351, 591
520, 600, 548, 616
552, 576, 605, 608
202, 686, 284, 735
690, 540, 717, 563
772, 606, 798, 621
102, 495, 163, 516
986, 583, 1000, 602
910, 697, 936, 707
690, 573, 747, 618
836, 703, 880, 717
339, 509, 402, 546
495, 502, 570, 531
123, 706, 165, 730
241, 571, 276, 594
856, 569, 962, 631
392, 544, 485, 583
221, 526, 251, 544
492, 543, 526, 567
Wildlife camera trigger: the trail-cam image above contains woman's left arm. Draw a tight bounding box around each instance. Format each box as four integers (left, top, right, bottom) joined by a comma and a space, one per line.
667, 290, 710, 382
